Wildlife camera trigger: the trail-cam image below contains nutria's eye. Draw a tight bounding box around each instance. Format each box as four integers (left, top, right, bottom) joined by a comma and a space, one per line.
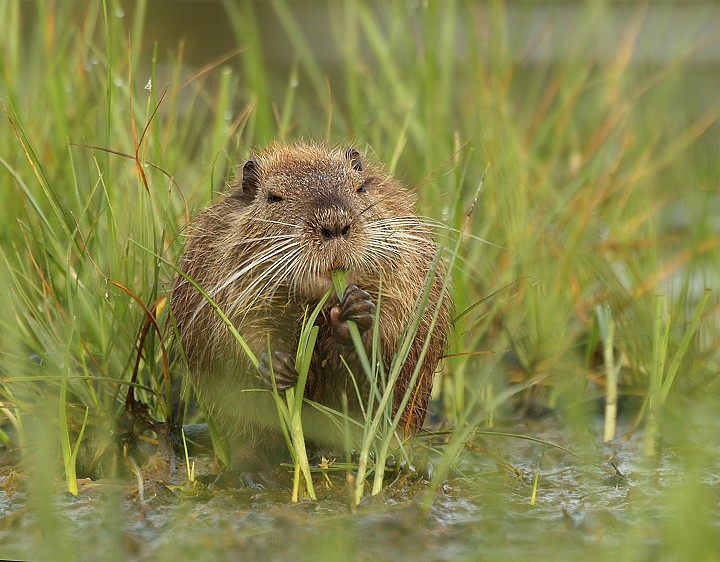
267, 192, 283, 204
357, 178, 372, 193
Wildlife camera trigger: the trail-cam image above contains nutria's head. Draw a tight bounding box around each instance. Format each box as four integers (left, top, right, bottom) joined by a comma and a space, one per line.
221, 143, 427, 302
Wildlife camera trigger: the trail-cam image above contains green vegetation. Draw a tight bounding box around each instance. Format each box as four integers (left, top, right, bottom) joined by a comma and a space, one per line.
1, 0, 718, 560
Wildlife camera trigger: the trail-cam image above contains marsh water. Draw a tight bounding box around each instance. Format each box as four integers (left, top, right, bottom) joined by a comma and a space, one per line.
1, 410, 718, 561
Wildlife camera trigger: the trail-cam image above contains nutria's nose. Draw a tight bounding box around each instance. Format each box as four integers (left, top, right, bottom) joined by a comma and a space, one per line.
320, 222, 352, 240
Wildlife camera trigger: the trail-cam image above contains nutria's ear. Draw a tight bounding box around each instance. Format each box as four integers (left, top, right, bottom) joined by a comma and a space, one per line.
345, 148, 363, 172
231, 159, 261, 204
235, 158, 260, 199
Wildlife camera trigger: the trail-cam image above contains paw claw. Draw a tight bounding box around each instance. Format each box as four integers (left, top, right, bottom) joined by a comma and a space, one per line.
258, 350, 297, 389
332, 285, 375, 343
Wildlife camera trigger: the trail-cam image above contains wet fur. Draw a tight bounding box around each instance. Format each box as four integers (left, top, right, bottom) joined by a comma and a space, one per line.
172, 142, 449, 469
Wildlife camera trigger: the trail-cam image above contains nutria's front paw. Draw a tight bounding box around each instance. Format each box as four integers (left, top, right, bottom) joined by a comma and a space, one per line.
258, 350, 297, 389
331, 285, 375, 345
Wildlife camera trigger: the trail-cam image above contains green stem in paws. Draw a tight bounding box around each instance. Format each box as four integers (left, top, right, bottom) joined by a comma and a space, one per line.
270, 288, 332, 501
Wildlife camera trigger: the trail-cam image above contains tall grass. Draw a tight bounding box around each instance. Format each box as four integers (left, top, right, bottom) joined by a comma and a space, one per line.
1, 0, 719, 557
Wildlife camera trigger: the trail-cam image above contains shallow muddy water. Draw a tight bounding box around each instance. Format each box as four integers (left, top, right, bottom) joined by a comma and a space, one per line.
1, 414, 718, 561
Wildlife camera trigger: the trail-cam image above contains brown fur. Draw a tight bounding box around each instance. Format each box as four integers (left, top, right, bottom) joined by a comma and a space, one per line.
171, 142, 449, 468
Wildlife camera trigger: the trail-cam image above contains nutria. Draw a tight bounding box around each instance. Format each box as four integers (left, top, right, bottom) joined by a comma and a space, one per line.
171, 142, 449, 471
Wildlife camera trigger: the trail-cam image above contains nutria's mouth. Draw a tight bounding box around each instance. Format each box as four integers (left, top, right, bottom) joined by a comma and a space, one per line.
296, 274, 332, 302
300, 269, 354, 300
